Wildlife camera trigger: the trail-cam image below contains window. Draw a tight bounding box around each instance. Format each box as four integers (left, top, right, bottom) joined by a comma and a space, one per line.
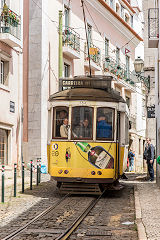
0, 128, 8, 165
105, 38, 109, 58
125, 13, 130, 23
64, 5, 69, 28
125, 116, 129, 145
110, 0, 114, 9
72, 107, 93, 139
0, 60, 9, 86
121, 5, 124, 18
64, 63, 70, 77
131, 15, 133, 27
116, 47, 120, 66
116, 3, 120, 14
53, 107, 69, 138
142, 99, 146, 117
126, 55, 130, 79
126, 96, 130, 109
96, 108, 114, 140
1, 61, 4, 84
87, 24, 92, 48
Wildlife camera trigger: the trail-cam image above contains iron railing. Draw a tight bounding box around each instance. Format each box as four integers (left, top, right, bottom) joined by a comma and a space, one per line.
104, 55, 135, 86
84, 42, 101, 66
63, 27, 80, 53
148, 8, 159, 39
0, 8, 21, 40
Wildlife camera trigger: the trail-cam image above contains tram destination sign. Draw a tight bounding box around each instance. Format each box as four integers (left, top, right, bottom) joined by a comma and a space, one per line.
59, 76, 113, 91
147, 105, 155, 118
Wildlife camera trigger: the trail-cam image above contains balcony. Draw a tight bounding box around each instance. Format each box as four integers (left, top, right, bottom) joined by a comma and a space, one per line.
63, 27, 80, 59
103, 56, 135, 88
0, 6, 21, 47
84, 43, 101, 71
148, 8, 159, 48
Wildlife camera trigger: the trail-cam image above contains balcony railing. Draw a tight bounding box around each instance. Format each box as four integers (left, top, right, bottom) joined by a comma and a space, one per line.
63, 27, 80, 53
0, 7, 21, 40
148, 8, 159, 48
104, 55, 135, 86
84, 43, 101, 66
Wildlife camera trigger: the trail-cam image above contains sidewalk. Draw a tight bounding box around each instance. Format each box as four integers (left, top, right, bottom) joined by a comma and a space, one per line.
135, 180, 160, 240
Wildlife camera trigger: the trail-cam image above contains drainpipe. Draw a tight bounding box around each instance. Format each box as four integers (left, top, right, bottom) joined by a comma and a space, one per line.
59, 10, 63, 81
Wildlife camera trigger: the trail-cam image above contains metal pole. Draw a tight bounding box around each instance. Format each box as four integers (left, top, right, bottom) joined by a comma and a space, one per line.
81, 0, 92, 77
59, 10, 63, 79
38, 158, 41, 184
22, 161, 24, 193
14, 163, 17, 197
37, 158, 39, 186
1, 165, 5, 203
30, 160, 33, 190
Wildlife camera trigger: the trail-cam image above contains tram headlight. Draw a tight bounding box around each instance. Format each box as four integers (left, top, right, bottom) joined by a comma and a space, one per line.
64, 170, 69, 174
97, 171, 102, 175
91, 171, 96, 175
58, 170, 63, 174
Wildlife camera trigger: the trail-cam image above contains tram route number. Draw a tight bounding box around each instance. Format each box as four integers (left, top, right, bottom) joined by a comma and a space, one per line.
52, 151, 59, 157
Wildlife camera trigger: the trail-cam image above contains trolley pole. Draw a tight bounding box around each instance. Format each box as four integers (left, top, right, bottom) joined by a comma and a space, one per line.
1, 165, 5, 203
14, 163, 17, 197
59, 10, 63, 79
22, 161, 25, 193
30, 160, 33, 190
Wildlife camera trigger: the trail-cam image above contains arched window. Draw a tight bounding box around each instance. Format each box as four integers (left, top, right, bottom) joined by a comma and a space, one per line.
125, 13, 130, 24
116, 3, 120, 14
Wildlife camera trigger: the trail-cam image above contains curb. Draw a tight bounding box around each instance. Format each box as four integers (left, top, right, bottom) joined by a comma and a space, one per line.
134, 185, 147, 240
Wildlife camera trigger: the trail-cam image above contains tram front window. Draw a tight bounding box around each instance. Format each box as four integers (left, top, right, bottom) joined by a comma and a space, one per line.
53, 107, 69, 138
96, 108, 114, 140
72, 107, 93, 139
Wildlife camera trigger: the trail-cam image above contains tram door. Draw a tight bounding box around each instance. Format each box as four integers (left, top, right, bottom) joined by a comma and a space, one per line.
116, 112, 121, 178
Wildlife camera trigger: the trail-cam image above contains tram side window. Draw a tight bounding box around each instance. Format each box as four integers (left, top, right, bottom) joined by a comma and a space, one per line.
53, 107, 69, 138
72, 107, 93, 139
96, 108, 114, 140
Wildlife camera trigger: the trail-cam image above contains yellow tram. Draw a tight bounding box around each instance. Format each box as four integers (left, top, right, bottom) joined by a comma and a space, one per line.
48, 76, 129, 193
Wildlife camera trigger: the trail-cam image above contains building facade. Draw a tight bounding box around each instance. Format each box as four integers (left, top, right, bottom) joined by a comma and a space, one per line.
147, 0, 160, 184
24, 0, 146, 172
0, 0, 23, 176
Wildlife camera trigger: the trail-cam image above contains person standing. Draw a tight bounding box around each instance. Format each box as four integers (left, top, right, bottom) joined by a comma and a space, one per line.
144, 138, 155, 181
128, 149, 135, 172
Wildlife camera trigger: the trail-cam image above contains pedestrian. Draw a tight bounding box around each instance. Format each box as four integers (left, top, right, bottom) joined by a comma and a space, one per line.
143, 138, 155, 181
128, 149, 135, 172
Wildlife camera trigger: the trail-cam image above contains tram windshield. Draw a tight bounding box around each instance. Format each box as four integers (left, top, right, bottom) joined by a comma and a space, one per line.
96, 108, 114, 140
53, 107, 69, 138
72, 107, 93, 139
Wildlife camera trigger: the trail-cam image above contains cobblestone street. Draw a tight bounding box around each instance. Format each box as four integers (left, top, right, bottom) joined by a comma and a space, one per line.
0, 175, 137, 240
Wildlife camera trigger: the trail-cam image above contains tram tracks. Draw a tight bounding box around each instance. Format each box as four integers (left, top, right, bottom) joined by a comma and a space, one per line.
2, 192, 105, 240
2, 193, 70, 240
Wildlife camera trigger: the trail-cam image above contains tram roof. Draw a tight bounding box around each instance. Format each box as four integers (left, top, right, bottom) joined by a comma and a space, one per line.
49, 88, 125, 103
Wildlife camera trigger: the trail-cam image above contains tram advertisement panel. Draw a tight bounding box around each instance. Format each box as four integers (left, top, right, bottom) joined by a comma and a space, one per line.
50, 141, 116, 169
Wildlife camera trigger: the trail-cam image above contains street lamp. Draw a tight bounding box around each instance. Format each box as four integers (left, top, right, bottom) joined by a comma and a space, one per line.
134, 57, 150, 91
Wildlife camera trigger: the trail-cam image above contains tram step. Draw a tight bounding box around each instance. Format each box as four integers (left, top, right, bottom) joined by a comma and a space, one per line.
59, 183, 101, 195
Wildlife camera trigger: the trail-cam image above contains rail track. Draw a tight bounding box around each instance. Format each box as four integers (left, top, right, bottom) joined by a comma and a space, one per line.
2, 191, 105, 240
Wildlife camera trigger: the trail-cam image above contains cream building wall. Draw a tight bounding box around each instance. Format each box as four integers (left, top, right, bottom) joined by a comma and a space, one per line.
0, 0, 23, 176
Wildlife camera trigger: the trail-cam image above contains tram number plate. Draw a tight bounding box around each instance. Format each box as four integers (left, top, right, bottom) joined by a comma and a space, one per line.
80, 101, 87, 105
